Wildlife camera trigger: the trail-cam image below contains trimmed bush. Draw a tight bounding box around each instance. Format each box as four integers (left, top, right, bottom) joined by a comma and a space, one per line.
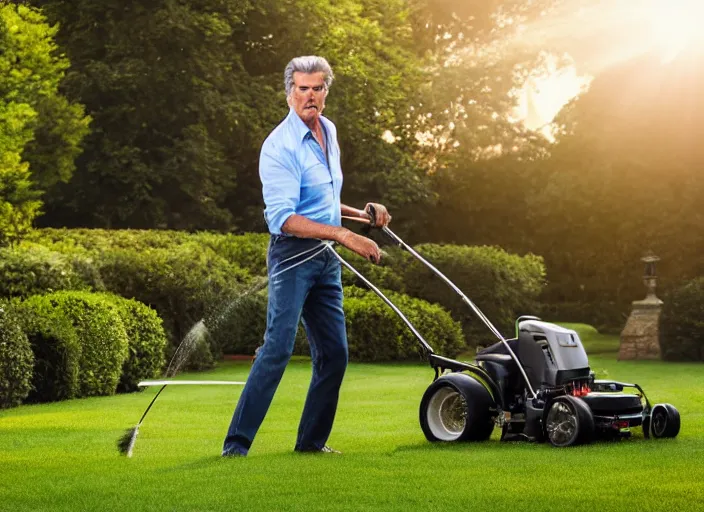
661, 277, 704, 361
0, 244, 90, 298
32, 228, 270, 275
0, 302, 34, 408
337, 245, 407, 292
28, 228, 192, 254
398, 244, 545, 346
13, 296, 81, 403
207, 288, 268, 356
336, 244, 545, 347
174, 325, 216, 372
193, 232, 270, 276
35, 291, 129, 397
30, 230, 256, 371
97, 243, 250, 356
97, 294, 167, 392
206, 284, 462, 362
343, 286, 464, 361
26, 229, 543, 354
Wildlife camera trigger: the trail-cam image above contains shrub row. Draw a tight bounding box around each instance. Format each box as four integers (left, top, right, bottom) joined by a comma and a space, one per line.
0, 291, 167, 408
97, 243, 249, 352
343, 286, 465, 361
3, 236, 251, 368
338, 244, 545, 346
206, 285, 463, 362
0, 302, 34, 409
0, 244, 91, 298
25, 229, 545, 352
15, 296, 81, 402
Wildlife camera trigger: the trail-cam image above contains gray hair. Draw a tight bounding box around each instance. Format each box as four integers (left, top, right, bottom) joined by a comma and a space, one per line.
284, 56, 334, 96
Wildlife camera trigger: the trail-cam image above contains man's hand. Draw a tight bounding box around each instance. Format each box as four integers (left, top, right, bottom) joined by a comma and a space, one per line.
364, 203, 391, 227
337, 230, 382, 264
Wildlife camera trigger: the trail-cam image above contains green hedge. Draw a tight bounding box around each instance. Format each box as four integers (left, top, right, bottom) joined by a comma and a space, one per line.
96, 243, 250, 356
0, 302, 34, 408
338, 244, 545, 347
27, 228, 193, 254
193, 232, 270, 276
25, 229, 544, 356
0, 244, 91, 298
29, 229, 255, 370
398, 244, 544, 345
17, 292, 168, 400
13, 296, 81, 403
209, 285, 463, 362
35, 291, 129, 397
30, 229, 271, 276
205, 287, 268, 356
343, 286, 464, 361
97, 294, 168, 392
337, 245, 407, 292
661, 277, 704, 361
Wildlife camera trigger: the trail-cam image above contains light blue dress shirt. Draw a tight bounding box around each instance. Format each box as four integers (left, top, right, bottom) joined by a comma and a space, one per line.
260, 108, 343, 235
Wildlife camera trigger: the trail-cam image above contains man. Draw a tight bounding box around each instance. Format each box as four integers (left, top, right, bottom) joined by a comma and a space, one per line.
222, 55, 391, 457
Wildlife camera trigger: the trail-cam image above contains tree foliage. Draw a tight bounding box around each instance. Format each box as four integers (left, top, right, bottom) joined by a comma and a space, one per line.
530, 51, 704, 322
31, 0, 436, 231
0, 3, 89, 245
27, 0, 563, 239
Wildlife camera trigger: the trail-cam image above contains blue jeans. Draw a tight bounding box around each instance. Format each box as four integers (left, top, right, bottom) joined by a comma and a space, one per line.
222, 235, 348, 455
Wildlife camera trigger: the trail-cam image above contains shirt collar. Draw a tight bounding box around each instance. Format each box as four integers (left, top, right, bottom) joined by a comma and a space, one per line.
286, 107, 329, 143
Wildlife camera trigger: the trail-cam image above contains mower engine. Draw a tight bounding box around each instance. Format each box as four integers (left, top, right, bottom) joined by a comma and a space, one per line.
518, 320, 645, 438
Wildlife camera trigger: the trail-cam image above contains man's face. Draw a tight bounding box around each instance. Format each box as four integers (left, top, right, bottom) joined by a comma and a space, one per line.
288, 71, 327, 125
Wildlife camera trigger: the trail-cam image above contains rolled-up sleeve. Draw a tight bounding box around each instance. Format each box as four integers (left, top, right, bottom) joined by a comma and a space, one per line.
260, 144, 300, 235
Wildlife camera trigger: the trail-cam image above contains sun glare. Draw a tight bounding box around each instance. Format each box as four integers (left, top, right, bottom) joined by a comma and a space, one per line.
511, 55, 591, 141
498, 0, 704, 141
647, 0, 704, 62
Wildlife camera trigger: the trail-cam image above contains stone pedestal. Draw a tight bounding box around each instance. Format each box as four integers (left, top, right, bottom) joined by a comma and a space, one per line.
619, 298, 662, 360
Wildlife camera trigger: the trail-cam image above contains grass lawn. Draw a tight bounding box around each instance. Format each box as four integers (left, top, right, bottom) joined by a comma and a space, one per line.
1, 325, 703, 511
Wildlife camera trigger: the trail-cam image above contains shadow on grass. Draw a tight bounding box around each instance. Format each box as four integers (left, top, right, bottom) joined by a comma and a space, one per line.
161, 448, 353, 473
390, 432, 653, 456
390, 439, 535, 455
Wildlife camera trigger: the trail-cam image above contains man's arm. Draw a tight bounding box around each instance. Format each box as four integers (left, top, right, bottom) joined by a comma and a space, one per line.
281, 214, 382, 263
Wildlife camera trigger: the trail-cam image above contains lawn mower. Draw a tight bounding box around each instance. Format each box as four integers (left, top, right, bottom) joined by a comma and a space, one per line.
339, 214, 681, 448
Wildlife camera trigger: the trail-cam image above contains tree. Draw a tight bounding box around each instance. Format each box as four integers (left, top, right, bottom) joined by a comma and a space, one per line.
32, 0, 436, 232
0, 4, 88, 245
0, 101, 41, 246
32, 0, 259, 230
529, 49, 704, 325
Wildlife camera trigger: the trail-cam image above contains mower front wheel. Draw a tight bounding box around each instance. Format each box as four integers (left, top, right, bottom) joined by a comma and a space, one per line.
544, 395, 595, 447
419, 373, 496, 442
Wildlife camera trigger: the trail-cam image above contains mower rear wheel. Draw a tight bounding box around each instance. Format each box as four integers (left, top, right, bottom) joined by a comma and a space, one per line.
648, 403, 680, 439
420, 373, 496, 442
544, 396, 595, 447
